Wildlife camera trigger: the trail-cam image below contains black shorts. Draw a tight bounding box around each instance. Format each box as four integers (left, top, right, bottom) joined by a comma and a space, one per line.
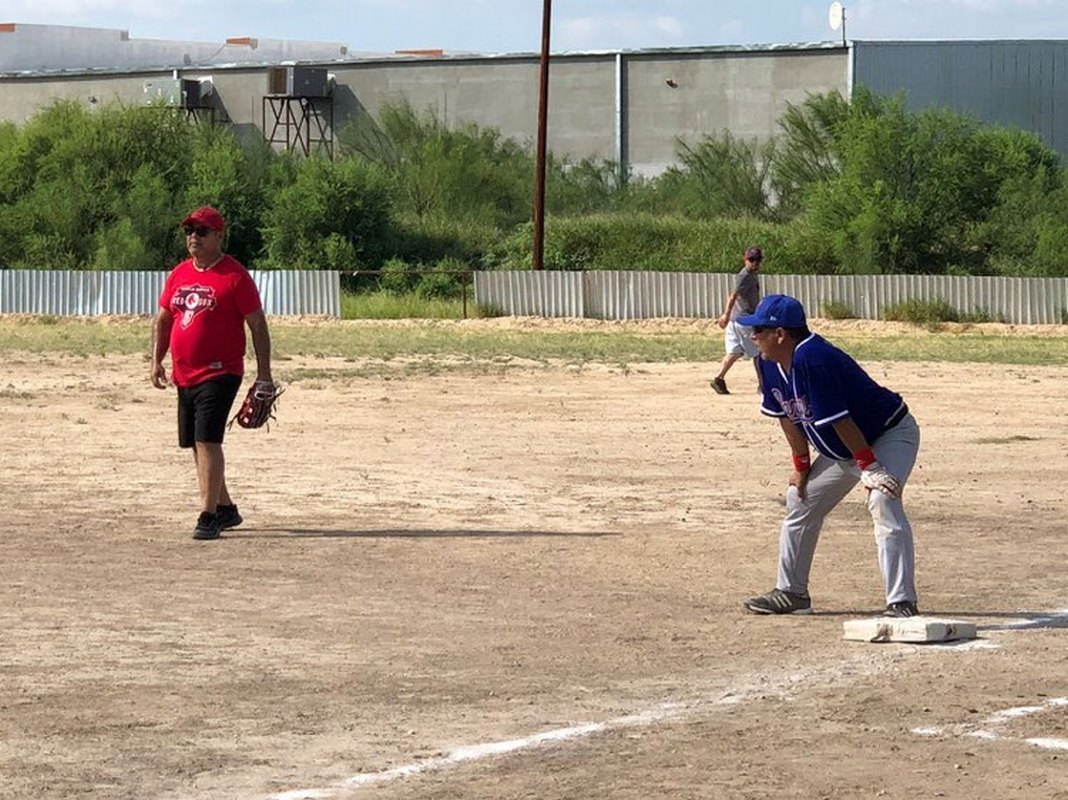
177, 374, 242, 448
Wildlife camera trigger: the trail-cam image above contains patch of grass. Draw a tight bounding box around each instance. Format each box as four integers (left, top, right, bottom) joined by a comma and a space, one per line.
472, 301, 506, 318
341, 290, 471, 320
0, 315, 152, 356
0, 388, 36, 400
821, 300, 856, 320
279, 324, 1068, 366
1, 316, 1066, 366
834, 333, 1067, 365
282, 359, 517, 381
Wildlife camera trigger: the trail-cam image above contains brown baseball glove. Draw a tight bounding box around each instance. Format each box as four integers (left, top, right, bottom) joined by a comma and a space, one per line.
230, 380, 284, 430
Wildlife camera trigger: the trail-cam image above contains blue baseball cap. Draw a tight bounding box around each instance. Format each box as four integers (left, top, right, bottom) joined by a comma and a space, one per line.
738, 294, 807, 328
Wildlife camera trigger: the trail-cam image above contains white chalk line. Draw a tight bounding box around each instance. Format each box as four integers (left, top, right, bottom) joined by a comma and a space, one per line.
269, 722, 614, 799
982, 608, 1068, 631
266, 609, 1068, 800
913, 696, 1068, 751
265, 647, 928, 800
908, 610, 1068, 752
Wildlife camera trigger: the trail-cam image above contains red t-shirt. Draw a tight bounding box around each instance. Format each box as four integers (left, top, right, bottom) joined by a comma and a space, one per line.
159, 255, 263, 387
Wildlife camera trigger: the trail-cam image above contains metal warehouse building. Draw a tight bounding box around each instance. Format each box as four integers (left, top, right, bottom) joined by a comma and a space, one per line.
1, 24, 1067, 173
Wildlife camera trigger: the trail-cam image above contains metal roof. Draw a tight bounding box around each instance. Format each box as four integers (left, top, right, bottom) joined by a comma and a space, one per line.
0, 26, 847, 80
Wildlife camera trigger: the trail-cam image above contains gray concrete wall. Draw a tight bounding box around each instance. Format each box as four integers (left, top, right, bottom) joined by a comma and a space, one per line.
330, 55, 620, 162
0, 73, 147, 121
6, 33, 1068, 173
624, 48, 849, 175
0, 43, 849, 174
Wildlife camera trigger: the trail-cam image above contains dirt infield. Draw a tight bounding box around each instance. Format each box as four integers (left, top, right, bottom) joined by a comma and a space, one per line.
2, 339, 1068, 800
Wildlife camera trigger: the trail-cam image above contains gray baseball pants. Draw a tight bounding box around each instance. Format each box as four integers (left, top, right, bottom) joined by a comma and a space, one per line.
777, 414, 920, 605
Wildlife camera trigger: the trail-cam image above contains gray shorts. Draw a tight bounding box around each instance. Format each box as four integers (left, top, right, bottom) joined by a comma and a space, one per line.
724, 320, 758, 358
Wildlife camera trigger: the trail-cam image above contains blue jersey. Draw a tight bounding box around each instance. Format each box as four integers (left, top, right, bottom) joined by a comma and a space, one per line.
757, 333, 907, 460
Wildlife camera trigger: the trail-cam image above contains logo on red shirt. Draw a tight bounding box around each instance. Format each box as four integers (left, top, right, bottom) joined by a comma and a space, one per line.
173, 284, 217, 328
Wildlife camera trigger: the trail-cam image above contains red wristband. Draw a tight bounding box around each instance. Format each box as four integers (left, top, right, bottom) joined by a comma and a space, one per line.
854, 447, 877, 470
792, 453, 811, 472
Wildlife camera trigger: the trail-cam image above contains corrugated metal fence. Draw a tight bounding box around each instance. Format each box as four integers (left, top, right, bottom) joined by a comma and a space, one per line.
474, 271, 1068, 324
1, 269, 1066, 324
0, 270, 341, 317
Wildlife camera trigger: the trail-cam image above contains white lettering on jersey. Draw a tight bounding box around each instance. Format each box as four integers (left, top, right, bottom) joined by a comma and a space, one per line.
173, 284, 218, 328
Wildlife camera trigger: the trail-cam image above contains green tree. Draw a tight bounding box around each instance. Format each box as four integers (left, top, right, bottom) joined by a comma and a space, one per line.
771, 90, 851, 217
183, 125, 276, 266
653, 131, 774, 220
106, 164, 185, 269
803, 89, 1062, 274
341, 101, 533, 229
0, 100, 197, 268
89, 217, 153, 270
260, 156, 393, 270
545, 156, 643, 216
978, 170, 1068, 277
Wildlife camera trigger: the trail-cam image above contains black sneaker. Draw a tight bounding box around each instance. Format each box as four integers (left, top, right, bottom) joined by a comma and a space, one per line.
193, 511, 222, 540
711, 376, 730, 395
884, 601, 920, 618
215, 504, 243, 530
743, 588, 812, 615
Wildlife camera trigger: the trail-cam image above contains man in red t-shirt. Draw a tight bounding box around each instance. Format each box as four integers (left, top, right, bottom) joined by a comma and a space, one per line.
151, 206, 274, 540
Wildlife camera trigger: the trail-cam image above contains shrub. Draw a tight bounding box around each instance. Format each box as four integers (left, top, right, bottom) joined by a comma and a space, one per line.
182, 125, 273, 267
378, 257, 419, 294
116, 164, 185, 268
772, 90, 851, 218
389, 215, 500, 266
417, 256, 468, 299
803, 89, 1062, 275
485, 214, 837, 273
473, 301, 506, 318
655, 131, 774, 220
88, 217, 153, 270
958, 307, 1006, 324
882, 298, 959, 324
342, 101, 533, 229
546, 155, 634, 215
820, 300, 856, 319
12, 232, 78, 270
259, 156, 393, 269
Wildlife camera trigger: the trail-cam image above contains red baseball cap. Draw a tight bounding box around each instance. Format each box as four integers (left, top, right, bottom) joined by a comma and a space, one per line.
182, 206, 225, 231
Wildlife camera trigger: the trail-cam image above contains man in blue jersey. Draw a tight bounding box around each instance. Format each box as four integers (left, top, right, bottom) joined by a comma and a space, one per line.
738, 295, 921, 618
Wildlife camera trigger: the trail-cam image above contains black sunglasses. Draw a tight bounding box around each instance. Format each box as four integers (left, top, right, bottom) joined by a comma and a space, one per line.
182, 224, 215, 237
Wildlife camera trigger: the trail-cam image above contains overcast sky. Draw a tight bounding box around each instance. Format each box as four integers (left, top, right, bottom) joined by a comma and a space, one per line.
2, 0, 1066, 53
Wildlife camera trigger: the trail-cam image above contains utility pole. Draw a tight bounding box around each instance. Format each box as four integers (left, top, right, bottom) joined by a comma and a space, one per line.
532, 0, 552, 270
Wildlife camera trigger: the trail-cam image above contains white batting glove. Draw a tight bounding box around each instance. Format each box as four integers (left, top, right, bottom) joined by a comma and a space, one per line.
860, 461, 902, 499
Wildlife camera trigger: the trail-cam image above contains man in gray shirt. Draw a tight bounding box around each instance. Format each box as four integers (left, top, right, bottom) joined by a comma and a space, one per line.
712, 246, 763, 395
